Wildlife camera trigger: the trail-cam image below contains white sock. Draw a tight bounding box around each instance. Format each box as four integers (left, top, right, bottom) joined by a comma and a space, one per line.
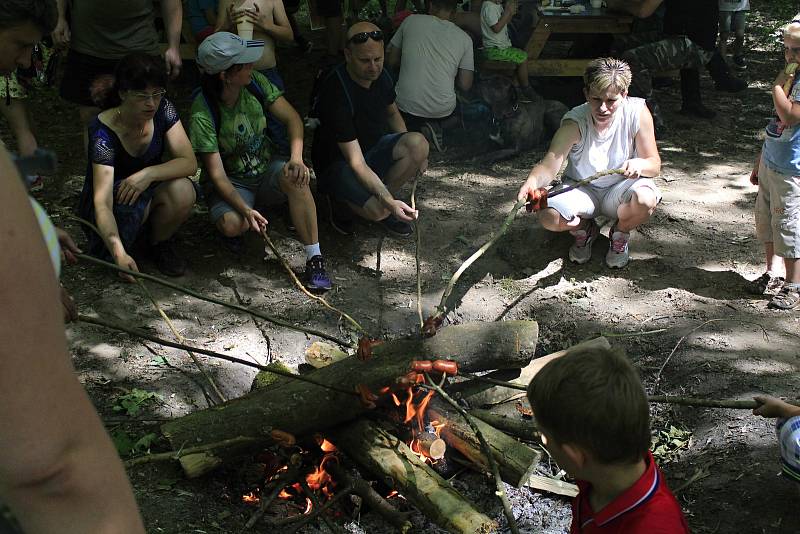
304, 243, 321, 261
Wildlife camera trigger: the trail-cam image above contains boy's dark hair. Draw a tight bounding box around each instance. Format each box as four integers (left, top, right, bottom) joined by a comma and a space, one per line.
91, 53, 167, 109
0, 0, 57, 34
527, 346, 650, 465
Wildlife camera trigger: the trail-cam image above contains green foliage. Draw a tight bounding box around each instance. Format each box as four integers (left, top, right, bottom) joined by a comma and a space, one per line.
750, 0, 799, 50
112, 388, 162, 417
111, 429, 159, 457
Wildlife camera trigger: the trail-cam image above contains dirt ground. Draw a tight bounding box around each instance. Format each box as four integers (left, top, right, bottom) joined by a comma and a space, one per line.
4, 3, 800, 533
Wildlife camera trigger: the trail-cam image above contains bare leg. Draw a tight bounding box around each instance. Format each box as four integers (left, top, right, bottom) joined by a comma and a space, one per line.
516, 61, 530, 88
147, 178, 196, 244
733, 33, 744, 59
216, 211, 250, 237
784, 257, 800, 284
0, 98, 37, 156
718, 31, 730, 58
764, 242, 785, 276
615, 188, 657, 233
537, 208, 583, 232
280, 178, 319, 245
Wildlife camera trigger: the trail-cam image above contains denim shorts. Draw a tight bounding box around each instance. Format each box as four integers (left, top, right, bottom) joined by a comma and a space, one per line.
718, 10, 747, 35
207, 159, 287, 222
321, 133, 405, 208
545, 176, 661, 222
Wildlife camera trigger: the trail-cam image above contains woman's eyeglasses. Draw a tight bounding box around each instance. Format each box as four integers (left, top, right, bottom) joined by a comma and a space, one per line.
347, 30, 384, 45
131, 89, 167, 102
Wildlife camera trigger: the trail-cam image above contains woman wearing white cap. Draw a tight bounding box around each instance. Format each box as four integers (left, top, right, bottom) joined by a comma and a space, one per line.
189, 32, 331, 290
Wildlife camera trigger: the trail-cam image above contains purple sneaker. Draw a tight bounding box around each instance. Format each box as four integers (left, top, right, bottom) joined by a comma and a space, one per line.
305, 255, 332, 291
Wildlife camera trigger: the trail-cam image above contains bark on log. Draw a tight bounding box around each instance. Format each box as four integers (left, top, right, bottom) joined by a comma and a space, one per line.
465, 336, 610, 407
329, 419, 498, 534
428, 397, 541, 488
468, 409, 539, 442
162, 321, 538, 456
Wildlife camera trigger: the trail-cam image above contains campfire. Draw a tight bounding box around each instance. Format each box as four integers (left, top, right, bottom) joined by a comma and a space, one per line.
153, 321, 598, 533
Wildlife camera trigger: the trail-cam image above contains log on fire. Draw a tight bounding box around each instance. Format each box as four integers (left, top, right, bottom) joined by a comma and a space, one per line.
427, 397, 541, 488
329, 419, 498, 534
161, 321, 538, 459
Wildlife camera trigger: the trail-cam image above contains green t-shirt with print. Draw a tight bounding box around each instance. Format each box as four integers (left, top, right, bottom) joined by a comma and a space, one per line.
189, 71, 283, 188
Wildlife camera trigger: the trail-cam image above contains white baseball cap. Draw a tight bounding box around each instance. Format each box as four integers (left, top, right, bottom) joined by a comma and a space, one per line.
197, 32, 264, 75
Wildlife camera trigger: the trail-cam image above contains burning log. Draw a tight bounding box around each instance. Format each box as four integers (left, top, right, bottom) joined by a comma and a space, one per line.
329, 419, 497, 534
427, 397, 541, 488
161, 321, 538, 466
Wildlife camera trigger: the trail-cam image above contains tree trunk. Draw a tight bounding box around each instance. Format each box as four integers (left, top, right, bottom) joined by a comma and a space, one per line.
162, 321, 538, 457
428, 397, 542, 488
329, 419, 498, 534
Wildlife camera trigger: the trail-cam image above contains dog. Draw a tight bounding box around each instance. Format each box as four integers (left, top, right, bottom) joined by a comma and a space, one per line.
475, 75, 568, 162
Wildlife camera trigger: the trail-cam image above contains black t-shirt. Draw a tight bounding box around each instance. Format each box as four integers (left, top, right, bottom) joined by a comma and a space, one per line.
311, 64, 396, 180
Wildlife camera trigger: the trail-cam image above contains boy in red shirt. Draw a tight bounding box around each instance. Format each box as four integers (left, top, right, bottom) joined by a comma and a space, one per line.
527, 346, 689, 533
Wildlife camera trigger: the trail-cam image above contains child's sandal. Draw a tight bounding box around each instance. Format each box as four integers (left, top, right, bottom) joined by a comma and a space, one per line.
768, 285, 800, 310
748, 272, 785, 295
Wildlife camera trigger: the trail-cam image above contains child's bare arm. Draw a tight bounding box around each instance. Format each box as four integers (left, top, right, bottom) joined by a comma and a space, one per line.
216, 0, 234, 31
750, 150, 761, 185
753, 395, 800, 419
489, 0, 516, 33
243, 0, 294, 42
772, 64, 800, 126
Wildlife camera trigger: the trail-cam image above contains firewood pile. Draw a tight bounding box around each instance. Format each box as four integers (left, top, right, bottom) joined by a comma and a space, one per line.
153, 321, 607, 533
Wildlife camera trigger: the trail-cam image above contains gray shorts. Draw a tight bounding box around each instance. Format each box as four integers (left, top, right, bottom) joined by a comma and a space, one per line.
207, 159, 287, 222
755, 162, 800, 258
546, 177, 662, 222
719, 10, 747, 35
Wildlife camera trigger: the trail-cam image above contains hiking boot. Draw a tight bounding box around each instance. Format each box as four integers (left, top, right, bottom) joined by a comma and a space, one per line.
605, 226, 631, 269
707, 51, 747, 93
151, 238, 187, 277
732, 55, 747, 71
568, 219, 599, 264
380, 214, 413, 238
680, 101, 716, 120
221, 235, 245, 256
421, 121, 445, 153
326, 195, 354, 236
305, 255, 332, 291
768, 284, 800, 310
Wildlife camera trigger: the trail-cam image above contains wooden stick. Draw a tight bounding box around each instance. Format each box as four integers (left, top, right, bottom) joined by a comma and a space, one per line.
73, 252, 350, 346
137, 280, 226, 404
648, 395, 800, 410
77, 314, 360, 397
243, 457, 304, 530
124, 436, 257, 467
260, 229, 367, 335
421, 378, 519, 534
298, 477, 342, 534
411, 173, 424, 331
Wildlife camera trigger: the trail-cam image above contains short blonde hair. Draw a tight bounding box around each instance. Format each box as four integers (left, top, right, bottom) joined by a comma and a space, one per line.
783, 17, 800, 41
583, 57, 632, 94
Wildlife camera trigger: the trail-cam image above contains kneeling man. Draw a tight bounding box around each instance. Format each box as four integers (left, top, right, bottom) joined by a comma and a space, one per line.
517, 58, 661, 268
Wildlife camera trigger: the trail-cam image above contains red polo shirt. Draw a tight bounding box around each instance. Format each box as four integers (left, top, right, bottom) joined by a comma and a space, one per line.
571, 452, 689, 533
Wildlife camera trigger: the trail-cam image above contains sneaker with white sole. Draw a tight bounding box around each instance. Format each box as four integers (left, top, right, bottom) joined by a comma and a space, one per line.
568, 219, 599, 264
606, 227, 631, 268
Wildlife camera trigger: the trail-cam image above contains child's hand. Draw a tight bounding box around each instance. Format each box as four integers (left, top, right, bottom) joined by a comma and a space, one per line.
504, 0, 518, 16
753, 395, 800, 418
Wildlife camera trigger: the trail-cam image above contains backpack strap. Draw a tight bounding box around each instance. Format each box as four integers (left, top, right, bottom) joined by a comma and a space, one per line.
333, 65, 354, 117
245, 79, 266, 108
192, 86, 223, 138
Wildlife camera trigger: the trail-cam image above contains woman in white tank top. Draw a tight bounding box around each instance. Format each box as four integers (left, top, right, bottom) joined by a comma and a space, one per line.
516, 58, 661, 269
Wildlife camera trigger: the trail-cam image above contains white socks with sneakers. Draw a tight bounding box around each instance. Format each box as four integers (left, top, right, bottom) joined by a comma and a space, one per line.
304, 243, 321, 261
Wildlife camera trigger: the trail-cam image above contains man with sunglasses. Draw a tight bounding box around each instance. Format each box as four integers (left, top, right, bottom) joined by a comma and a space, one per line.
311, 22, 429, 237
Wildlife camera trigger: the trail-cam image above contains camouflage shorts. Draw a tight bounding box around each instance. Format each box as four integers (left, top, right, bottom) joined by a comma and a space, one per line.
0, 73, 28, 99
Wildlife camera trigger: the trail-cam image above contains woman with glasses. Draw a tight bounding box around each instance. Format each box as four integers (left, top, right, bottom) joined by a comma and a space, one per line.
76, 52, 198, 278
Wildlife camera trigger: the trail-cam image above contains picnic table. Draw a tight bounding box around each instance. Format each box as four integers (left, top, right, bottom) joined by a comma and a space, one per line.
525, 1, 633, 76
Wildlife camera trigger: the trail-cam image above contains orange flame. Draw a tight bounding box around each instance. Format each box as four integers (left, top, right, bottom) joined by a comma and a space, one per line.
320, 439, 337, 453
242, 491, 260, 504
278, 488, 293, 499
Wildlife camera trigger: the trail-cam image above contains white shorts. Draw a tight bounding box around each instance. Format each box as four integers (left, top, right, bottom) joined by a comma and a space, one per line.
546, 177, 662, 222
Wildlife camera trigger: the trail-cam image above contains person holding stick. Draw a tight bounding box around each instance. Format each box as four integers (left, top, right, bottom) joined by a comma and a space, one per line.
517, 58, 661, 269
752, 395, 800, 487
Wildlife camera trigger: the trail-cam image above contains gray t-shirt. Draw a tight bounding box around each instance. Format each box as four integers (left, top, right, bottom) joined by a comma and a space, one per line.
71, 0, 161, 59
390, 14, 474, 119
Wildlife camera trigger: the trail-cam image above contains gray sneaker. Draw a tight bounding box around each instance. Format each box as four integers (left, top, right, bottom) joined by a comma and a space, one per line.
568, 219, 599, 264
606, 227, 631, 268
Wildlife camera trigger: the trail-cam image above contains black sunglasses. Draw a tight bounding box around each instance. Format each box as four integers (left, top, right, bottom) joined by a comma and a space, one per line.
348, 30, 384, 45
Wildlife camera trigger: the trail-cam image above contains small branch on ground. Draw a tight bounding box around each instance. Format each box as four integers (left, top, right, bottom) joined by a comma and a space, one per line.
124, 436, 257, 468
411, 173, 424, 332
648, 395, 800, 410
298, 478, 343, 534
78, 314, 360, 397
260, 229, 368, 336
421, 377, 519, 534
652, 319, 769, 391
243, 455, 304, 531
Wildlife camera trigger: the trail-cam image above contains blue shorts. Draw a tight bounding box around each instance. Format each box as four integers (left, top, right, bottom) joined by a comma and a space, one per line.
207, 159, 287, 222
321, 133, 405, 208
